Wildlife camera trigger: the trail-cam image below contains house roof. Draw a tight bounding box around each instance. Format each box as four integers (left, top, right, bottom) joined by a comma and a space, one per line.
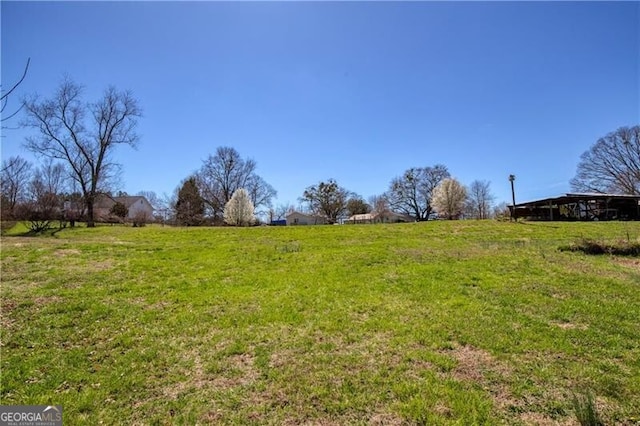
113, 196, 149, 208
348, 211, 414, 221
95, 195, 152, 210
285, 211, 323, 219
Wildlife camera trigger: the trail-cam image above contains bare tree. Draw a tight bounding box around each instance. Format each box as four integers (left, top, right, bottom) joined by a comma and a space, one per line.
16, 162, 65, 233
245, 174, 277, 217
432, 178, 467, 220
492, 202, 510, 221
369, 194, 393, 222
386, 164, 450, 221
1, 58, 30, 126
465, 180, 495, 219
23, 77, 142, 227
197, 146, 276, 219
1, 156, 33, 218
136, 190, 161, 210
35, 159, 68, 196
571, 125, 640, 195
301, 179, 350, 224
268, 204, 293, 222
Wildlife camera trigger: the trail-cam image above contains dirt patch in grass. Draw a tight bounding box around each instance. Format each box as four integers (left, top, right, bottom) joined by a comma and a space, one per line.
519, 412, 578, 425
0, 299, 18, 332
208, 352, 259, 390
615, 258, 640, 272
54, 249, 81, 257
445, 345, 495, 383
88, 260, 114, 271
164, 349, 258, 400
33, 295, 63, 304
368, 412, 404, 425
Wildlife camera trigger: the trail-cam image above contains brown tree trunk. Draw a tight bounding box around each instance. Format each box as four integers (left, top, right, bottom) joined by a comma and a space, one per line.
86, 199, 95, 227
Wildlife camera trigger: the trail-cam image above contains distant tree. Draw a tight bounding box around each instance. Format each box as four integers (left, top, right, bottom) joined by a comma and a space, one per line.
175, 177, 205, 226
369, 194, 393, 222
1, 156, 32, 218
35, 159, 68, 196
60, 190, 84, 227
346, 196, 371, 217
465, 180, 495, 219
110, 202, 128, 221
301, 179, 350, 224
14, 197, 57, 233
224, 188, 255, 226
492, 202, 511, 221
23, 77, 142, 227
268, 204, 293, 223
16, 165, 64, 233
570, 125, 640, 195
387, 165, 450, 221
196, 147, 276, 219
432, 178, 467, 220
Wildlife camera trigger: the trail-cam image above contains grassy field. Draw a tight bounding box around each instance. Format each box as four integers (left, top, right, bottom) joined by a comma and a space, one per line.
1, 221, 639, 425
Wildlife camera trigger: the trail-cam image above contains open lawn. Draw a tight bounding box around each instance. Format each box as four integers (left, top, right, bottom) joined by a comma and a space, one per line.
1, 221, 639, 424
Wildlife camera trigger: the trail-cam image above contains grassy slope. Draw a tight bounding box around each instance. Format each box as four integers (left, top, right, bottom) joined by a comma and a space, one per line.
1, 221, 639, 424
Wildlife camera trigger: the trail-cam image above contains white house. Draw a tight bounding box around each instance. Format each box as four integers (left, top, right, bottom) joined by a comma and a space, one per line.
348, 211, 414, 224
94, 195, 154, 222
285, 211, 328, 226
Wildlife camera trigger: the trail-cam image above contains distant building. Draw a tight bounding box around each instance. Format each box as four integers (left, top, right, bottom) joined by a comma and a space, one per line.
348, 211, 414, 224
511, 193, 640, 221
94, 195, 154, 222
285, 211, 328, 226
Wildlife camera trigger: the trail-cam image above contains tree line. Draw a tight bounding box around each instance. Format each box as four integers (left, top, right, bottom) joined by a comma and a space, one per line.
169, 154, 503, 226
2, 75, 639, 229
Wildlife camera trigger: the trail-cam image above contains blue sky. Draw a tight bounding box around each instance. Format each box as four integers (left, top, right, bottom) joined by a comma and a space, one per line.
2, 1, 638, 208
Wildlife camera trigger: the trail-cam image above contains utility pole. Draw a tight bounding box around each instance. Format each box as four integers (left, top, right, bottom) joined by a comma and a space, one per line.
509, 174, 516, 221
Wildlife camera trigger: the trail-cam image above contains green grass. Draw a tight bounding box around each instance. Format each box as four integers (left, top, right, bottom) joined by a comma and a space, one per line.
1, 221, 639, 424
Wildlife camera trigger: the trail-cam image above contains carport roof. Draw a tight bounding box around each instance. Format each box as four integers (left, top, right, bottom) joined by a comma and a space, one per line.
513, 193, 640, 207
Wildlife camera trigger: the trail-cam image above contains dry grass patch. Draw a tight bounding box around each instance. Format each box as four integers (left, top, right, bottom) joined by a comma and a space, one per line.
439, 344, 586, 424
444, 345, 497, 383
164, 349, 259, 401
550, 321, 589, 331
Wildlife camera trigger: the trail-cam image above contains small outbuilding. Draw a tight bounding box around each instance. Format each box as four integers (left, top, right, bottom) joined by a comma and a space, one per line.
511, 193, 640, 221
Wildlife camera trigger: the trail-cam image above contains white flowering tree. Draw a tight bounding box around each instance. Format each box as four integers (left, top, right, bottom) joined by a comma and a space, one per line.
432, 178, 467, 220
223, 188, 255, 226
